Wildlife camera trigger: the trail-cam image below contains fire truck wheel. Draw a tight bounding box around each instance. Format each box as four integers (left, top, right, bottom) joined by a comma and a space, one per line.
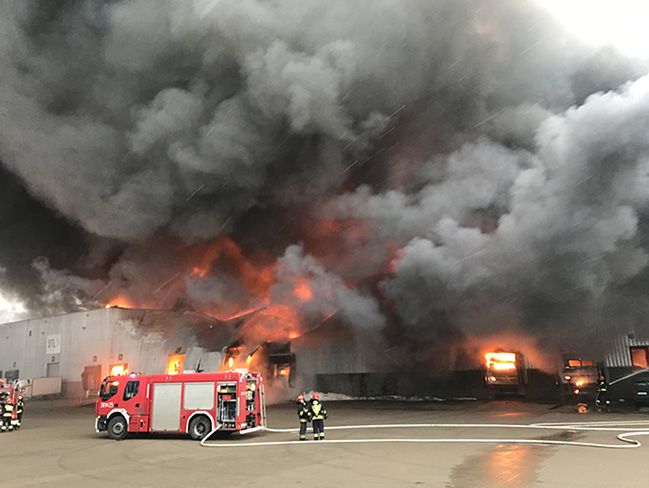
107, 416, 128, 441
188, 416, 211, 440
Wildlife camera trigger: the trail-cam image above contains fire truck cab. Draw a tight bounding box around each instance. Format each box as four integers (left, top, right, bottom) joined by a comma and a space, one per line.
95, 370, 266, 441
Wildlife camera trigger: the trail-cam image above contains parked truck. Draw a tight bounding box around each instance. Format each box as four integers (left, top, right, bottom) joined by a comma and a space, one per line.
95, 370, 266, 440
484, 351, 527, 397
560, 357, 599, 402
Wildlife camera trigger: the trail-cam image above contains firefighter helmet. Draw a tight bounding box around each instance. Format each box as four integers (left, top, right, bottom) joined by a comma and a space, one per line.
297, 394, 304, 402
312, 392, 319, 400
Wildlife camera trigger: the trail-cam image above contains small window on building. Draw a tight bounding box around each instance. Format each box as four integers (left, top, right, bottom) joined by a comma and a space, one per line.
123, 380, 140, 401
28, 330, 32, 337
630, 346, 649, 369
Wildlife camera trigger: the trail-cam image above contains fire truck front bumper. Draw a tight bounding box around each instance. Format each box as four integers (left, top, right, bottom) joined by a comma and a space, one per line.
95, 416, 108, 433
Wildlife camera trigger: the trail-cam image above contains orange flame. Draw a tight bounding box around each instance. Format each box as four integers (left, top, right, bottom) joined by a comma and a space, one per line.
485, 352, 517, 371
104, 294, 135, 309
166, 354, 185, 375
109, 363, 128, 376
191, 266, 209, 278
293, 278, 313, 301
105, 235, 310, 348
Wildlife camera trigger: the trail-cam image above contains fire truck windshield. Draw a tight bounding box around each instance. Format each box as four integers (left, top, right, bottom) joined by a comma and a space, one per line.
99, 380, 119, 401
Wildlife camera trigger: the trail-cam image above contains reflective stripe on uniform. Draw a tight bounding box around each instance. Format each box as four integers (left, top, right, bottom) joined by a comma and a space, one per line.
311, 402, 325, 420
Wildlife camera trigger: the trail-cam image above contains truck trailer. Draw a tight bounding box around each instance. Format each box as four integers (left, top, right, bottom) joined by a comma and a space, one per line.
95, 370, 266, 440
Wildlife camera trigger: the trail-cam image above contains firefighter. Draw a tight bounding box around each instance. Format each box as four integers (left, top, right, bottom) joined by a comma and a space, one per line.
0, 392, 13, 432
296, 394, 311, 441
15, 394, 24, 429
0, 393, 5, 433
309, 393, 327, 440
595, 374, 610, 412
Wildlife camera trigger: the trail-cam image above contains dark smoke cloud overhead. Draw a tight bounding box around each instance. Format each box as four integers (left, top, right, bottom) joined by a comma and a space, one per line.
1, 0, 648, 368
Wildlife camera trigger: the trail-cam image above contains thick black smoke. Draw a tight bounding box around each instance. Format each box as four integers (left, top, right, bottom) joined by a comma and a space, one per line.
1, 0, 649, 367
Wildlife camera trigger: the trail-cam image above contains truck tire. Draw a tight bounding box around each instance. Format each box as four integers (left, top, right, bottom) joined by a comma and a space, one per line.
189, 416, 211, 440
107, 416, 128, 441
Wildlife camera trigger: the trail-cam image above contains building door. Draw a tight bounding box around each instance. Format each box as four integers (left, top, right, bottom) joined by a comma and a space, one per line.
46, 362, 60, 377
81, 365, 102, 392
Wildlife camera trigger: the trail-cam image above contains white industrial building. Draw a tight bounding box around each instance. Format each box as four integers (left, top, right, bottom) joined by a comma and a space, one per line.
0, 307, 236, 399
0, 306, 376, 400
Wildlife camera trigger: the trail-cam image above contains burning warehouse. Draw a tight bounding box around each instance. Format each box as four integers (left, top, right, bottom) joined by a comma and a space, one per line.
0, 304, 378, 400
2, 0, 649, 411
4, 300, 649, 405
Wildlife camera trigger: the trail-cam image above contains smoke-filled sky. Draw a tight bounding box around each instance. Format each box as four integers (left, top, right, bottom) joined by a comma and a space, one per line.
1, 0, 649, 365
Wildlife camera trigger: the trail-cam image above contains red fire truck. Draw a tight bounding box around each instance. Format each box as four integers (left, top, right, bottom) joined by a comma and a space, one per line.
95, 370, 266, 440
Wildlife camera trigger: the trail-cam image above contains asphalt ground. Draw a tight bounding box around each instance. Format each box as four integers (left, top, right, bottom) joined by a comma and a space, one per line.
3, 400, 649, 487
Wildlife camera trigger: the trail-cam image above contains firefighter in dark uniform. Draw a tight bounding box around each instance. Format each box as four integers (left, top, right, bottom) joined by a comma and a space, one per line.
296, 394, 311, 440
0, 392, 13, 432
15, 395, 24, 429
0, 393, 5, 432
309, 393, 327, 440
595, 374, 609, 412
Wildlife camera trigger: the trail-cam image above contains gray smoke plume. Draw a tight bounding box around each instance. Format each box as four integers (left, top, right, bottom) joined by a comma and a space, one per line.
1, 0, 649, 368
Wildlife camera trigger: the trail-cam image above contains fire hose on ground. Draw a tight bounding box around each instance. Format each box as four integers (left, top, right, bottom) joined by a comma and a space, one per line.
200, 420, 649, 449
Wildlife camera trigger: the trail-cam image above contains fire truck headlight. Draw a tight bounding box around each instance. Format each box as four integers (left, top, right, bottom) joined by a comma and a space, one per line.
488, 375, 497, 383
564, 375, 571, 380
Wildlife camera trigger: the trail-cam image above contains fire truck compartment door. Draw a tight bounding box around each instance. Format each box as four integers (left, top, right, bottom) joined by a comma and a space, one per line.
184, 382, 215, 410
151, 383, 182, 431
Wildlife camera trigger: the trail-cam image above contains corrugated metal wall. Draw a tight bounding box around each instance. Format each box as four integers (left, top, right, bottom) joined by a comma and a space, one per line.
293, 333, 370, 376
604, 332, 649, 367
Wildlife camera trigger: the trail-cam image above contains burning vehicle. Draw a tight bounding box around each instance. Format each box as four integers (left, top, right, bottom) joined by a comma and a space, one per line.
484, 351, 527, 397
96, 370, 266, 440
560, 357, 598, 401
